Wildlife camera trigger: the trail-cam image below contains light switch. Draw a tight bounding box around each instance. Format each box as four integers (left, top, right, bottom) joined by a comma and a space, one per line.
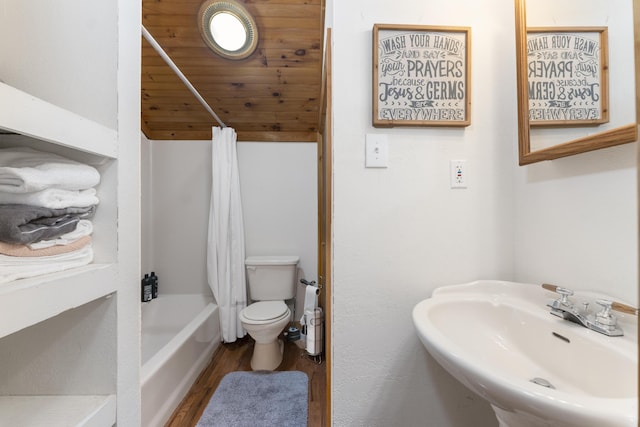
365, 134, 389, 168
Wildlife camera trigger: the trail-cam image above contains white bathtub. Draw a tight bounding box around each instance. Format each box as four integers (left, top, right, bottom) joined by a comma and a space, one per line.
141, 294, 220, 427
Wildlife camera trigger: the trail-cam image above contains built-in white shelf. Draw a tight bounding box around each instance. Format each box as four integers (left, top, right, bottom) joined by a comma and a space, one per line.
0, 264, 117, 339
0, 394, 116, 427
0, 0, 141, 423
0, 82, 118, 159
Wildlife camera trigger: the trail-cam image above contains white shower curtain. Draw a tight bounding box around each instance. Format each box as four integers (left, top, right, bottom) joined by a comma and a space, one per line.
207, 126, 247, 343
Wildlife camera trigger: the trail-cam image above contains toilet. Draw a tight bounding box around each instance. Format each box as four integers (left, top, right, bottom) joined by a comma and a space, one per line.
239, 255, 299, 370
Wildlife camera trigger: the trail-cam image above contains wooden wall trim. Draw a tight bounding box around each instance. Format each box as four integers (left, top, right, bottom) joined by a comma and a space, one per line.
321, 27, 332, 427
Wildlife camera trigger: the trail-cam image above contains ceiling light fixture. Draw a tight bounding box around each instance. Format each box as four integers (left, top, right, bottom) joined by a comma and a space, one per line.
198, 0, 258, 60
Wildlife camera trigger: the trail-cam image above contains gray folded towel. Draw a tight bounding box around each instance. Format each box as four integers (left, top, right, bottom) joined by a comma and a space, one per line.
0, 204, 96, 244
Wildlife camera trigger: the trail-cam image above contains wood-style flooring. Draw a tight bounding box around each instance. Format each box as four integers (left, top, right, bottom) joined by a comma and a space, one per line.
165, 336, 326, 427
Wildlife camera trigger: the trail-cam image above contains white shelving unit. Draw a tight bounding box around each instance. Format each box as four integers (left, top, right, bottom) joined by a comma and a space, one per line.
0, 83, 118, 158
0, 395, 116, 427
0, 0, 141, 425
0, 103, 119, 425
0, 263, 117, 339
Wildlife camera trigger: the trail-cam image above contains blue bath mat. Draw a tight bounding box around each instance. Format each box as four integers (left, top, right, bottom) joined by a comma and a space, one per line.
196, 370, 309, 427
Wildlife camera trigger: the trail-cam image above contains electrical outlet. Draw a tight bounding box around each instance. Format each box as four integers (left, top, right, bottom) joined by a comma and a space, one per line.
450, 160, 467, 188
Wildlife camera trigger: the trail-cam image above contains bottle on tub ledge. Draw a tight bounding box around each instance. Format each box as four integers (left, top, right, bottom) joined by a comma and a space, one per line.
141, 273, 152, 302
150, 271, 158, 299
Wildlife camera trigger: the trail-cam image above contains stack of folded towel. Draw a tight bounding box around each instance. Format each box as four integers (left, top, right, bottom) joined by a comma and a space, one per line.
0, 147, 100, 284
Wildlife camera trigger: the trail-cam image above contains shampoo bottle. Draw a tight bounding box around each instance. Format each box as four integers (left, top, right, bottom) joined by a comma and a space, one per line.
141, 274, 152, 302
150, 271, 158, 299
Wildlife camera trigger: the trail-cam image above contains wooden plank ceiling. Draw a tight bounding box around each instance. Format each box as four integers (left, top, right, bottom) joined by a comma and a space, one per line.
141, 0, 325, 142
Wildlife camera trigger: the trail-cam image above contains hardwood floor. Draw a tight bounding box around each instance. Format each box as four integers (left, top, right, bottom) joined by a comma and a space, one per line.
165, 336, 326, 427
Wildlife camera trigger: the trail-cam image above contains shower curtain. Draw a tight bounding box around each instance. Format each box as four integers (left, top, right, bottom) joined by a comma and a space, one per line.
207, 126, 247, 343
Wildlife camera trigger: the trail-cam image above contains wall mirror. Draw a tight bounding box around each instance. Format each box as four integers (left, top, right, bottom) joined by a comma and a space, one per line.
514, 0, 638, 165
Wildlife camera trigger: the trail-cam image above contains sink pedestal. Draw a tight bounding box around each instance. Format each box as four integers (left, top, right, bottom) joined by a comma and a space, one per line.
493, 406, 566, 427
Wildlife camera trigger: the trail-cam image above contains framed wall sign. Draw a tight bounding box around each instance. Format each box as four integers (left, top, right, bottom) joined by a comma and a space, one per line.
372, 24, 471, 128
527, 27, 609, 126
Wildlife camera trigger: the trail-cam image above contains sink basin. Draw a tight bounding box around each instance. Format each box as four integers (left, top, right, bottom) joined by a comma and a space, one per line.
412, 280, 638, 427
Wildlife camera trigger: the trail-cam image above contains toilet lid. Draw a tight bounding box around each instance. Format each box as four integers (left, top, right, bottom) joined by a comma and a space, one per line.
243, 301, 288, 321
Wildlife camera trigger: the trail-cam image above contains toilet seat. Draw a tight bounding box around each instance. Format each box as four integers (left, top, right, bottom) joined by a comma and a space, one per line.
241, 301, 289, 324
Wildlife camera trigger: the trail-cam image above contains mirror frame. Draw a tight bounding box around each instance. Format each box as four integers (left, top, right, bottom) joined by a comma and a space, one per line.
514, 0, 638, 165
636, 0, 640, 125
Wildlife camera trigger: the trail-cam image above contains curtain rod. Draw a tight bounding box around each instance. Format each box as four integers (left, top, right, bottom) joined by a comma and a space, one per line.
141, 25, 226, 128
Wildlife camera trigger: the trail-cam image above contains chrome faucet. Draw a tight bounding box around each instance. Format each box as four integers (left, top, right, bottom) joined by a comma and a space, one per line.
546, 287, 623, 337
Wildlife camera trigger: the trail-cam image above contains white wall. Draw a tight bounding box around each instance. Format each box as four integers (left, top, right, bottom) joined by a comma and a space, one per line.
0, 0, 117, 129
142, 140, 318, 319
514, 143, 638, 304
237, 142, 318, 317
141, 134, 152, 275
331, 0, 516, 425
144, 140, 211, 295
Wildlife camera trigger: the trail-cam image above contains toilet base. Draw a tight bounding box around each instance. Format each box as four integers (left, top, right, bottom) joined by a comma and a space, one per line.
251, 339, 285, 371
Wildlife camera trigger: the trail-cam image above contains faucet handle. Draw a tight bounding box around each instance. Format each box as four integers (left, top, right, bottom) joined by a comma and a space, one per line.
595, 300, 617, 326
596, 299, 612, 312
555, 287, 574, 305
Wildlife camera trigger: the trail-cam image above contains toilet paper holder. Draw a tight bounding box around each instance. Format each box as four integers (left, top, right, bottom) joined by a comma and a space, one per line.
300, 278, 322, 290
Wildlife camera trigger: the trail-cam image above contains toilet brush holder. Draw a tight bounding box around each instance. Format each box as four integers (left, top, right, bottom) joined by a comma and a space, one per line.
286, 326, 300, 341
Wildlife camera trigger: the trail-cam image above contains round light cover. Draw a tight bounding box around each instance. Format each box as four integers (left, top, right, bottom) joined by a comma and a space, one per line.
198, 0, 258, 60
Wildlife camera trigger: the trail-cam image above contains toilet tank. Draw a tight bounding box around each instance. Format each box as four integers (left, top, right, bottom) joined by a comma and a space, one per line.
245, 256, 299, 301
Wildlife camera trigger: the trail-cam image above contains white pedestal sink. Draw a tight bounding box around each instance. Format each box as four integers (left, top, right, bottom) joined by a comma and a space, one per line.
412, 280, 638, 427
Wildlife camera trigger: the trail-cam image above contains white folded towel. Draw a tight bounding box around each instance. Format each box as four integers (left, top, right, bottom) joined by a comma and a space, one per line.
0, 244, 94, 284
28, 220, 93, 250
0, 188, 99, 209
0, 147, 100, 193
